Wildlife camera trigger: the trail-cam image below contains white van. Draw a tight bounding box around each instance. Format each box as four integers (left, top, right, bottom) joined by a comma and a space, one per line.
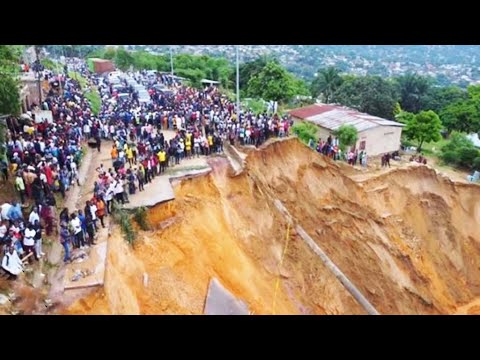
138, 90, 151, 103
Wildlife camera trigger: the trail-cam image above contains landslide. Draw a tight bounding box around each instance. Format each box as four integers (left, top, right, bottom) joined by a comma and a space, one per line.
64, 138, 480, 314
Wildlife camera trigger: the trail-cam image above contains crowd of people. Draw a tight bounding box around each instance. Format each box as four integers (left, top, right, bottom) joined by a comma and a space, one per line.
79, 68, 295, 205
1, 60, 298, 276
309, 135, 368, 167
409, 154, 427, 165
1, 63, 99, 275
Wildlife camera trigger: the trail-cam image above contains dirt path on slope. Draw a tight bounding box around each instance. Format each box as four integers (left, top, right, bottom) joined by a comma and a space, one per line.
45, 142, 113, 312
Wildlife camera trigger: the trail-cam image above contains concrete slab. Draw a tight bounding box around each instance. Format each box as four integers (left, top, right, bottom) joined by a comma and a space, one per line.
63, 228, 108, 290
124, 176, 175, 209
168, 168, 211, 181
204, 278, 249, 315
124, 156, 211, 209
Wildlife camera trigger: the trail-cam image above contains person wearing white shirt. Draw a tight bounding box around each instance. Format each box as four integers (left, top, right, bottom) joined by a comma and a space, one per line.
0, 221, 7, 241
1, 203, 12, 221
83, 123, 91, 139
39, 172, 47, 184
70, 161, 80, 186
70, 213, 85, 249
87, 201, 98, 230
29, 207, 40, 225
23, 224, 36, 261
2, 247, 23, 278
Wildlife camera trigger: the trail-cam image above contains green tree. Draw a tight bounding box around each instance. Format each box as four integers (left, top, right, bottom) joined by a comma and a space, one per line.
175, 68, 205, 89
333, 124, 358, 150
440, 100, 480, 134
235, 57, 268, 92
0, 45, 21, 116
103, 47, 117, 60
395, 110, 416, 124
334, 76, 398, 119
292, 122, 318, 144
440, 132, 480, 169
467, 84, 480, 101
131, 51, 158, 70
115, 48, 134, 71
246, 61, 304, 103
395, 73, 432, 113
404, 110, 443, 151
422, 86, 468, 113
310, 67, 343, 103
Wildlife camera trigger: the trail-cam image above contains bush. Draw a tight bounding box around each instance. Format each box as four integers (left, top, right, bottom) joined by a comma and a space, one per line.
333, 124, 358, 151
473, 157, 480, 170
440, 132, 480, 169
441, 150, 458, 165
458, 147, 480, 167
133, 207, 150, 231
112, 202, 136, 246
292, 122, 318, 144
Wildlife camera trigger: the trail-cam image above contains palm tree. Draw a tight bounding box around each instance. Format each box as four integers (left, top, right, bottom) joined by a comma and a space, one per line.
310, 67, 343, 103
396, 73, 431, 113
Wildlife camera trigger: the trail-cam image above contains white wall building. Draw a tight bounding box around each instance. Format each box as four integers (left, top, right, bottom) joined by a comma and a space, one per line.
289, 104, 405, 156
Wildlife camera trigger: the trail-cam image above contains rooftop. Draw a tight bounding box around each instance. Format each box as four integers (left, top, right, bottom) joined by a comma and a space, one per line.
289, 104, 405, 132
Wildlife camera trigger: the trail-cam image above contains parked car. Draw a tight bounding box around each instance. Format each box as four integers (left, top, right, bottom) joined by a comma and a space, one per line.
138, 90, 151, 103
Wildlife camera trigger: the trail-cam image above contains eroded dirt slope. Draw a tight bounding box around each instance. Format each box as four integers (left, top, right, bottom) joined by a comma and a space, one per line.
65, 138, 480, 314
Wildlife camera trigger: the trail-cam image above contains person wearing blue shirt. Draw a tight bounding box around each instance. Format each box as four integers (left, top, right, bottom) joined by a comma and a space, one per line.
7, 202, 23, 222
77, 210, 87, 238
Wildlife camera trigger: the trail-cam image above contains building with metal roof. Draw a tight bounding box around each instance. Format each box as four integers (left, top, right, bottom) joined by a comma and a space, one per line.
289, 104, 405, 156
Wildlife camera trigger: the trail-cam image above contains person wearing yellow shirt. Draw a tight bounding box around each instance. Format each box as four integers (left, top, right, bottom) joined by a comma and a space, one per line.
157, 149, 167, 174
15, 173, 26, 204
185, 137, 192, 159
126, 147, 134, 166
208, 134, 213, 147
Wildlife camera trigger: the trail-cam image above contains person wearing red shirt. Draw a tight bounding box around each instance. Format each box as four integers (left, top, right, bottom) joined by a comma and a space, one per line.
45, 165, 53, 186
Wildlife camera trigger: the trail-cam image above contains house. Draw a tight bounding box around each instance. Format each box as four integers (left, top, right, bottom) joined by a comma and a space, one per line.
19, 72, 45, 112
289, 104, 405, 156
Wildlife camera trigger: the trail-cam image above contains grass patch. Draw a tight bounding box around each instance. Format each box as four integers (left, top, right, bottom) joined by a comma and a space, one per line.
133, 207, 151, 231
68, 71, 87, 89
419, 137, 449, 155
112, 202, 136, 246
84, 89, 101, 115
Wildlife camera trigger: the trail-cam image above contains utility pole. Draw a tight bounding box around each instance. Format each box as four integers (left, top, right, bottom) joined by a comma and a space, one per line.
170, 46, 174, 76
34, 45, 42, 105
56, 46, 63, 94
236, 45, 240, 117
